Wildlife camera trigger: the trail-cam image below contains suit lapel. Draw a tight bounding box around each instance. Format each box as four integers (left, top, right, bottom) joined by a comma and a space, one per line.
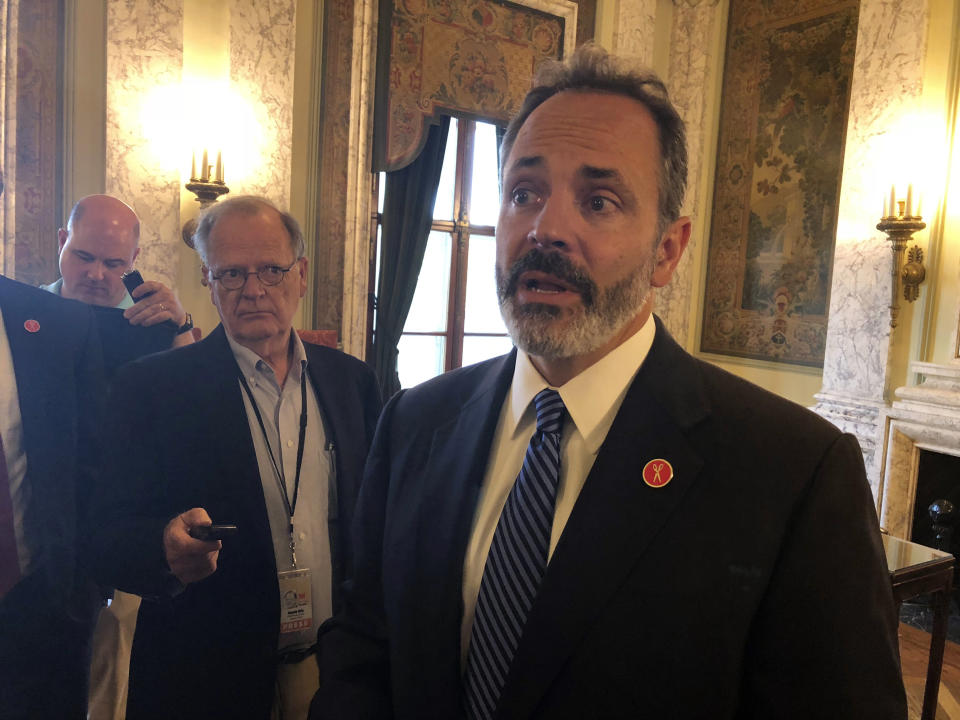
499, 323, 710, 717
408, 354, 515, 690
191, 326, 274, 550
0, 281, 54, 448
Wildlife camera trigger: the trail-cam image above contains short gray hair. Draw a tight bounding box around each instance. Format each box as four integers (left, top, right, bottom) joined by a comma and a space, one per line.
500, 43, 688, 233
192, 195, 304, 263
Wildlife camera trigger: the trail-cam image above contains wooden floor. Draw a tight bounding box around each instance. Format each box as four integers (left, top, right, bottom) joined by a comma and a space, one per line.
901, 622, 960, 719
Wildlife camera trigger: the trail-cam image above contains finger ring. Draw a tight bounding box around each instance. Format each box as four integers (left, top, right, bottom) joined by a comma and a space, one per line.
160, 304, 166, 311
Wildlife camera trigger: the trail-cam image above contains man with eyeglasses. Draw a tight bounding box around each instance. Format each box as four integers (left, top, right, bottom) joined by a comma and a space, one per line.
88, 195, 381, 719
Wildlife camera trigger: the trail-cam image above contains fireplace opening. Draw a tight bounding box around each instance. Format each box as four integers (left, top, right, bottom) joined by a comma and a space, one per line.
901, 449, 960, 642
910, 449, 960, 553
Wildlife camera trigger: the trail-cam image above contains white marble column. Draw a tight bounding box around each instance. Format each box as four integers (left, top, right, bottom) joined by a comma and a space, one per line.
106, 0, 184, 291
228, 0, 296, 205
608, 0, 657, 66
658, 0, 724, 345
813, 0, 929, 495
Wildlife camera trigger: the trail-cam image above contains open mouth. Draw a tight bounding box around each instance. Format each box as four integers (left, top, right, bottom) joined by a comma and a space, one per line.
498, 248, 596, 308
522, 273, 573, 295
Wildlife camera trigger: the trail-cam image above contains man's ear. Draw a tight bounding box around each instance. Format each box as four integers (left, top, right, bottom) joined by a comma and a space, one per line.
297, 256, 309, 299
57, 229, 69, 254
650, 216, 691, 288
201, 264, 213, 296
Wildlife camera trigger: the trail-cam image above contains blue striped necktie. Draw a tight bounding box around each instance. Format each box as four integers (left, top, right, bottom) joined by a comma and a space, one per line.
464, 388, 566, 720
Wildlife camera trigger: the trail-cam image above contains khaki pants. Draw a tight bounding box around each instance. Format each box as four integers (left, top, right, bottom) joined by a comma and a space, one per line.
87, 590, 140, 720
271, 655, 320, 720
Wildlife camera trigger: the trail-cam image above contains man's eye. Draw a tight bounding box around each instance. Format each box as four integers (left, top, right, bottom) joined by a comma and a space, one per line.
588, 196, 616, 213
512, 188, 538, 206
221, 269, 243, 280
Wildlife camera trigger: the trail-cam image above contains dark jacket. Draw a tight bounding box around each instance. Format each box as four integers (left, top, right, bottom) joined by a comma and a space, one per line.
88, 325, 381, 719
312, 317, 906, 719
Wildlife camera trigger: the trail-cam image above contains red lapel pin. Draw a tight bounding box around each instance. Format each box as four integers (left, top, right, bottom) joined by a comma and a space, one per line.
23, 319, 40, 333
642, 459, 673, 488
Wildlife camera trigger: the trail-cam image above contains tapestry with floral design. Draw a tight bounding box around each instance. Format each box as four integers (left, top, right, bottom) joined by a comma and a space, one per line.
700, 0, 859, 367
374, 0, 568, 171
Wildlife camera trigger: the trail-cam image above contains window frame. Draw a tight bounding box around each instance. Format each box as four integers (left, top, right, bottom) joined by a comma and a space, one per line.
371, 117, 509, 377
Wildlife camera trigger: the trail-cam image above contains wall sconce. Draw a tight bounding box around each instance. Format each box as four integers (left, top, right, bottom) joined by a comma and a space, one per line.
876, 184, 926, 328
182, 149, 230, 249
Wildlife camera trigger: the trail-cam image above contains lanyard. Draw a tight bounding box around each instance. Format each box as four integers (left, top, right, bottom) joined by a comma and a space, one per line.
238, 363, 308, 566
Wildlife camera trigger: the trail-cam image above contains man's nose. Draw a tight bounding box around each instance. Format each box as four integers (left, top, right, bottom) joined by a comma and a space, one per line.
527, 197, 571, 251
239, 272, 266, 297
86, 263, 106, 281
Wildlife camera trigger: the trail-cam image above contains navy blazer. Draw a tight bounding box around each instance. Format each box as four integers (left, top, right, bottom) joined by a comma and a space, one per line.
88, 324, 381, 719
0, 275, 104, 610
313, 318, 906, 719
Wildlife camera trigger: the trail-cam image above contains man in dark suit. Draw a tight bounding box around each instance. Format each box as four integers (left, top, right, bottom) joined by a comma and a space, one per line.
88, 196, 381, 719
311, 45, 906, 719
0, 275, 105, 718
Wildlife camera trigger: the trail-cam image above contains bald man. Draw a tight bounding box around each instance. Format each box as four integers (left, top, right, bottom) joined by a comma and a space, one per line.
43, 196, 193, 719
43, 195, 194, 349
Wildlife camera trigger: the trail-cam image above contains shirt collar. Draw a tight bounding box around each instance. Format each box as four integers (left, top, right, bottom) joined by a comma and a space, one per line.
42, 277, 134, 309
226, 329, 308, 386
508, 316, 656, 454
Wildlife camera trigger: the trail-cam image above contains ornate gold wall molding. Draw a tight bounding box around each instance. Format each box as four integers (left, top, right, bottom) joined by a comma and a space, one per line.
374, 0, 576, 172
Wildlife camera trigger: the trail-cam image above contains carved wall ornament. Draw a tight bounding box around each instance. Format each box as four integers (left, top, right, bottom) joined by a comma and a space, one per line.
373, 0, 576, 172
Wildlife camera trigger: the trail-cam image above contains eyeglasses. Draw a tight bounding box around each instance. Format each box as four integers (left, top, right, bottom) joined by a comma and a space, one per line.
210, 260, 299, 290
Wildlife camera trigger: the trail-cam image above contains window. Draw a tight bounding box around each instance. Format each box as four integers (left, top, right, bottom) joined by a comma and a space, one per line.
375, 118, 514, 389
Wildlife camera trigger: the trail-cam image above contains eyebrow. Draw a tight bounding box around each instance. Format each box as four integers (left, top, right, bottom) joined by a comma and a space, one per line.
508, 158, 626, 184
579, 165, 639, 208
580, 165, 621, 181
508, 155, 544, 173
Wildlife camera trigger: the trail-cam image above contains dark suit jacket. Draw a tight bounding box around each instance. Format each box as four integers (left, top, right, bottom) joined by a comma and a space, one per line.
87, 324, 381, 719
0, 275, 104, 609
313, 318, 906, 719
0, 275, 105, 719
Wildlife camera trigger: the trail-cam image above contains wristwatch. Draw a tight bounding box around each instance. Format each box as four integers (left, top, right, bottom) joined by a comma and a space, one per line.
176, 313, 194, 335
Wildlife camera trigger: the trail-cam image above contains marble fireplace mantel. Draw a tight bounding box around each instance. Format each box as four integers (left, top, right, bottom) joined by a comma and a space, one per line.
876, 362, 960, 539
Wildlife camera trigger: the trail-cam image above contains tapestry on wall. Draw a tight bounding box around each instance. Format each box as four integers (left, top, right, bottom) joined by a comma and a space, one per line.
700, 0, 859, 367
5, 0, 61, 284
374, 0, 575, 171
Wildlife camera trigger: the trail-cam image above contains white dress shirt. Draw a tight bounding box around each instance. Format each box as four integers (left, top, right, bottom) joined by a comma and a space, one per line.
460, 318, 656, 665
228, 332, 333, 651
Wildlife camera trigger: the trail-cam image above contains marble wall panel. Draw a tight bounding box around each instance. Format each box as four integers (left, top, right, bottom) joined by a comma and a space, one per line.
819, 0, 928, 400
657, 0, 722, 345
611, 0, 656, 65
106, 0, 183, 291
229, 0, 296, 206
813, 0, 929, 493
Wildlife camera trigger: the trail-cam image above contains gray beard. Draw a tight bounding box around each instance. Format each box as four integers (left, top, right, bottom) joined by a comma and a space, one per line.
497, 252, 655, 360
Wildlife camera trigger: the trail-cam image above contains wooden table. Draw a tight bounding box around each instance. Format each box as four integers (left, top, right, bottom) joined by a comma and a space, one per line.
884, 533, 954, 720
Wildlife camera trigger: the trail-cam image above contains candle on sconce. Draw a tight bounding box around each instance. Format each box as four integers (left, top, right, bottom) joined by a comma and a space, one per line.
889, 185, 897, 218
215, 151, 223, 183
906, 184, 913, 217
201, 149, 209, 182
191, 152, 197, 182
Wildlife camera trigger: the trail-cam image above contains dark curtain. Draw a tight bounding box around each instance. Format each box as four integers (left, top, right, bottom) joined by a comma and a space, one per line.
372, 116, 451, 398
